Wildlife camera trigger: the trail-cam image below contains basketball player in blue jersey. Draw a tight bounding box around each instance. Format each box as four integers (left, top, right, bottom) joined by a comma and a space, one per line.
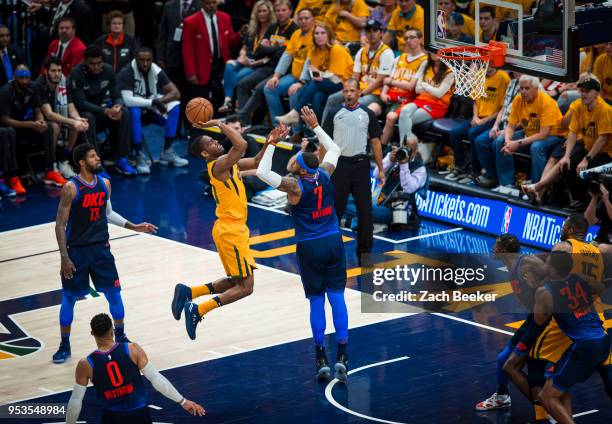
533, 251, 610, 424
65, 313, 204, 423
256, 107, 348, 381
54, 143, 157, 364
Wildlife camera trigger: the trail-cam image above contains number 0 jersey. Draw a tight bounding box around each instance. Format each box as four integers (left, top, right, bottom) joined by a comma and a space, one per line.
67, 175, 109, 247
290, 169, 339, 242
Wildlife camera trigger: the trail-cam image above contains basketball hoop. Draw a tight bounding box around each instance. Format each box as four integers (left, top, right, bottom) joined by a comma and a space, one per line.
437, 41, 506, 100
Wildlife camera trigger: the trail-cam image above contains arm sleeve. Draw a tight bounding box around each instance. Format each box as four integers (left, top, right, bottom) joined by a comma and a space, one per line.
399, 164, 427, 194
423, 73, 455, 99
313, 126, 340, 167
255, 145, 282, 188
122, 90, 153, 108
141, 362, 183, 403
106, 199, 128, 227
274, 52, 293, 75
65, 383, 87, 424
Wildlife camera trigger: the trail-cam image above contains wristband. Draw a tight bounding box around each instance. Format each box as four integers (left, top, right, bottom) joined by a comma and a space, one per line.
180, 398, 186, 405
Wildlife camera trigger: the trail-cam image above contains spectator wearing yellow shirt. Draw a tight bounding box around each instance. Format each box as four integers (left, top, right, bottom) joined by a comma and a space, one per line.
445, 68, 511, 182
438, 0, 475, 37
495, 75, 565, 188
295, 0, 333, 19
325, 0, 370, 47
322, 19, 395, 120
383, 0, 424, 52
264, 8, 315, 123
380, 28, 427, 145
524, 78, 612, 205
479, 7, 499, 43
276, 22, 354, 124
593, 41, 612, 104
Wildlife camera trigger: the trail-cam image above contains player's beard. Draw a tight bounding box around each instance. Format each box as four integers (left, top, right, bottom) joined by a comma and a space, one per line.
88, 163, 103, 174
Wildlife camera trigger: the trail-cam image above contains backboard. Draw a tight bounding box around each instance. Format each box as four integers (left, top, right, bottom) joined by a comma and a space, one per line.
425, 0, 585, 81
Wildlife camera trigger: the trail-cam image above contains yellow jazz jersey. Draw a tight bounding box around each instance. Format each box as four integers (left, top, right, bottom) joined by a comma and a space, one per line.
207, 160, 256, 278
568, 238, 604, 282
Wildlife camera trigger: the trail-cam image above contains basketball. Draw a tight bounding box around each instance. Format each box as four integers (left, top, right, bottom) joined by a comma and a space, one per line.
186, 97, 214, 124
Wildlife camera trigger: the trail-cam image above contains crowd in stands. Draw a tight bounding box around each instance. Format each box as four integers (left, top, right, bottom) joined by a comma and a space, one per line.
0, 0, 611, 239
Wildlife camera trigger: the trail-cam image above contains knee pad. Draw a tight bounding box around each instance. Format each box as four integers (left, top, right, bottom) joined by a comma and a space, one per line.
104, 291, 125, 320
59, 294, 78, 327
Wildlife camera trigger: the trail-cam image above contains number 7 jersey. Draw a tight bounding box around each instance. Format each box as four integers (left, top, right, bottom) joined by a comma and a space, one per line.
290, 168, 339, 242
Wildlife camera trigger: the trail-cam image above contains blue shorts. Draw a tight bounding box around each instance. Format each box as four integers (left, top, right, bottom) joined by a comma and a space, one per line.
545, 335, 610, 392
296, 232, 346, 298
61, 241, 120, 297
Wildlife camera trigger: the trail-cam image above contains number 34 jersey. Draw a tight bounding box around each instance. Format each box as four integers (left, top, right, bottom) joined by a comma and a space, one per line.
290, 168, 339, 242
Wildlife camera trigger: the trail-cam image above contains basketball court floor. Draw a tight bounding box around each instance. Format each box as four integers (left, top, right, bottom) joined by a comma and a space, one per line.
0, 134, 610, 423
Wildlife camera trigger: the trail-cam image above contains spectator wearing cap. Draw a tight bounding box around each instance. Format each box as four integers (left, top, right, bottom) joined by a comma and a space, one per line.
43, 17, 86, 77
383, 0, 425, 52
0, 25, 24, 87
380, 28, 427, 146
523, 78, 612, 206
446, 12, 473, 44
276, 21, 354, 124
593, 42, 612, 104
494, 75, 566, 191
321, 19, 395, 121
324, 0, 370, 47
92, 10, 140, 73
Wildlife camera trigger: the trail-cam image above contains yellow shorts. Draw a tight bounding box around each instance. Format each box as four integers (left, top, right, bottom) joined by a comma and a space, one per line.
529, 319, 572, 363
213, 220, 257, 278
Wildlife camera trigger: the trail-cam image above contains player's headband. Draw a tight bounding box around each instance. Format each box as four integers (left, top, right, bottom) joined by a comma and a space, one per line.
296, 151, 317, 174
14, 69, 31, 78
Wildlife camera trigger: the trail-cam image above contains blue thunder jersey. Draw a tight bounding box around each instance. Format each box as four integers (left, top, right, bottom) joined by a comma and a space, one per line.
510, 255, 536, 310
67, 175, 109, 247
290, 169, 339, 242
545, 274, 605, 341
88, 343, 147, 411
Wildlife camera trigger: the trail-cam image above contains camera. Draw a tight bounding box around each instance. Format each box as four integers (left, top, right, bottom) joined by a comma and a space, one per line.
396, 147, 412, 162
585, 172, 612, 196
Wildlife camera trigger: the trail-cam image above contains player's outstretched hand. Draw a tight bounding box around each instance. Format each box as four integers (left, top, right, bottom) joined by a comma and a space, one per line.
131, 222, 158, 234
300, 106, 319, 129
181, 399, 205, 416
267, 123, 290, 145
194, 119, 221, 129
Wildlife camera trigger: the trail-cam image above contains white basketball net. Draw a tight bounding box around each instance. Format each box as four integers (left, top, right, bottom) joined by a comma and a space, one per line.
438, 49, 491, 100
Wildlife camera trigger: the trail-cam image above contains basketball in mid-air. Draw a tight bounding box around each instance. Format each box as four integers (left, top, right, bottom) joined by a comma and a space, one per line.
186, 97, 214, 124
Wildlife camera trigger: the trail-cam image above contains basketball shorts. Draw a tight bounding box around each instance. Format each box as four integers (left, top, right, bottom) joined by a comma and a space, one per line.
213, 220, 256, 278
296, 232, 346, 298
527, 358, 547, 389
529, 319, 572, 363
508, 313, 534, 347
61, 241, 120, 297
545, 335, 610, 392
100, 406, 152, 424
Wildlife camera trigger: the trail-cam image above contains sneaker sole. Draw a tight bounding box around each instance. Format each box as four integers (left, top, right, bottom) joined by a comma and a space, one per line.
116, 169, 137, 176
475, 403, 511, 411
171, 284, 189, 320
317, 366, 331, 380
44, 180, 64, 187
52, 354, 71, 364
334, 363, 347, 382
158, 159, 188, 167
184, 303, 199, 341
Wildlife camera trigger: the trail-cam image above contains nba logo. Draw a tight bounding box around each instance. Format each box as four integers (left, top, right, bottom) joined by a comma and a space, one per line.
500, 206, 512, 233
436, 11, 446, 39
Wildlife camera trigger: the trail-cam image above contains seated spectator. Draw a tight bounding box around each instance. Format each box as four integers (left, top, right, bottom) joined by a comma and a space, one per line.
383, 0, 424, 52
220, 0, 275, 113
479, 6, 499, 43
119, 47, 186, 173
0, 25, 24, 86
585, 181, 612, 244
92, 10, 139, 73
368, 0, 396, 33
324, 0, 369, 49
380, 28, 427, 145
446, 12, 473, 44
445, 67, 511, 181
35, 56, 89, 178
474, 72, 521, 188
593, 41, 612, 105
263, 7, 315, 124
295, 0, 332, 19
70, 45, 136, 176
493, 75, 566, 191
276, 22, 354, 124
523, 78, 611, 206
0, 126, 18, 198
96, 0, 136, 36
0, 64, 64, 193
397, 53, 454, 163
43, 17, 86, 77
438, 0, 475, 37
234, 0, 298, 124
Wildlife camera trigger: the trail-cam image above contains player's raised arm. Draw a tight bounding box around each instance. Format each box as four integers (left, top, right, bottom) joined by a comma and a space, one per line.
65, 358, 91, 424
129, 343, 205, 417
255, 127, 301, 201
55, 182, 77, 279
299, 107, 340, 176
196, 119, 247, 178
238, 124, 290, 171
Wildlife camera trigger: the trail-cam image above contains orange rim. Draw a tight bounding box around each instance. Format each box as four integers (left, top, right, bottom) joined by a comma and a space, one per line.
437, 45, 493, 62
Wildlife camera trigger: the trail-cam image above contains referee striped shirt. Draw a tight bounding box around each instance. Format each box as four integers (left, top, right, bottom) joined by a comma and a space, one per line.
322, 103, 382, 157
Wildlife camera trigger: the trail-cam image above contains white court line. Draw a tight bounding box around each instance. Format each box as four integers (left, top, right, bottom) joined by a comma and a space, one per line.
206, 351, 224, 357
228, 346, 246, 352
433, 313, 514, 336
38, 387, 54, 394
148, 404, 162, 410
549, 409, 599, 423
392, 227, 463, 243
324, 356, 411, 424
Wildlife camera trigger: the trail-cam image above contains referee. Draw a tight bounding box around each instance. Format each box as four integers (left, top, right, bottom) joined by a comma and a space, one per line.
322, 79, 385, 262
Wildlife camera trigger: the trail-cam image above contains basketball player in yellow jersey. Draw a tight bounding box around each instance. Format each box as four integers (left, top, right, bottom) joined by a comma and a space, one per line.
171, 121, 290, 340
